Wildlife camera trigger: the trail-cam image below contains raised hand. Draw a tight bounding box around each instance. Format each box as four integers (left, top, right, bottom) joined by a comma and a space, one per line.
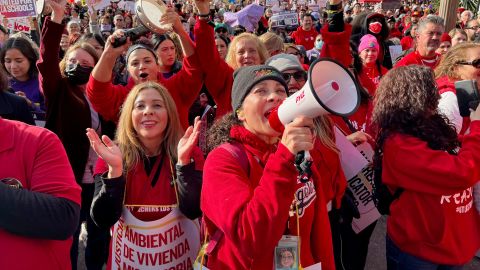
86, 128, 123, 178
104, 29, 131, 56
281, 116, 315, 155
159, 7, 179, 32
46, 0, 66, 23
193, 0, 210, 15
177, 116, 202, 165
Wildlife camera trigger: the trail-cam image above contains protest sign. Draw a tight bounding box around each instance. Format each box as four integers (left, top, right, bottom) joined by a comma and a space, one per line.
86, 0, 110, 10
270, 11, 298, 28
5, 17, 31, 33
0, 0, 36, 18
266, 0, 278, 7
389, 45, 403, 66
335, 127, 381, 233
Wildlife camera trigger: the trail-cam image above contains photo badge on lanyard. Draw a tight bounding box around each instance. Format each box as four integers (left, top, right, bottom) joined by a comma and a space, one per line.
275, 235, 300, 270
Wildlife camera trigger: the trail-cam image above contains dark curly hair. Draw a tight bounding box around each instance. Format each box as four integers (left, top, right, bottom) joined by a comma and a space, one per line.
372, 65, 460, 155
206, 112, 242, 153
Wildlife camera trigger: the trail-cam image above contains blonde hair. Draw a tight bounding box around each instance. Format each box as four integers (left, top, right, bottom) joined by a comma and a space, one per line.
313, 116, 338, 153
225, 33, 269, 69
259, 32, 284, 56
435, 42, 480, 80
116, 82, 183, 171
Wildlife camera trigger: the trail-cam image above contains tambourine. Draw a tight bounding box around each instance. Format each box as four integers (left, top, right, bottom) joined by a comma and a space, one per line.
136, 0, 173, 33
112, 0, 172, 47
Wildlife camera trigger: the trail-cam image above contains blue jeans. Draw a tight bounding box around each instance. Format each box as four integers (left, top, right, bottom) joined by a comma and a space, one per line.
386, 235, 464, 270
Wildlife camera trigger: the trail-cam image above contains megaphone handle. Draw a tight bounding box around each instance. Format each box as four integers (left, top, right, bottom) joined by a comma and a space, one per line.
295, 150, 313, 183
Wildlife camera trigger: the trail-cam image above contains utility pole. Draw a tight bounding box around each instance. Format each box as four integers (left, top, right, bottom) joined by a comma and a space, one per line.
439, 0, 459, 32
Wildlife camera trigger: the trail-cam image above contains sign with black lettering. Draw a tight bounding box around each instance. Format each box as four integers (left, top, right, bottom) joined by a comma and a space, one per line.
335, 127, 381, 233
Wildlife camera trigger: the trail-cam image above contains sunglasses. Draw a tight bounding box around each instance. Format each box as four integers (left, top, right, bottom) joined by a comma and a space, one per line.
282, 71, 307, 83
457, 59, 480, 68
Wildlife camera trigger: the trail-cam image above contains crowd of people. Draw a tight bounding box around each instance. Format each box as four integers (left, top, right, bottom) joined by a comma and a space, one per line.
1, 0, 480, 269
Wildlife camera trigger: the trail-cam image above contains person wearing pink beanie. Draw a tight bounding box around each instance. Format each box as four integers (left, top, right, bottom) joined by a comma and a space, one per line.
357, 34, 388, 87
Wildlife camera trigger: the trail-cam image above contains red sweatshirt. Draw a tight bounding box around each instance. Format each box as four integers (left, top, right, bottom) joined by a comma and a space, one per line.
383, 122, 480, 265
291, 26, 319, 50
400, 36, 414, 51
86, 46, 204, 129
194, 19, 234, 118
201, 126, 336, 270
395, 50, 441, 69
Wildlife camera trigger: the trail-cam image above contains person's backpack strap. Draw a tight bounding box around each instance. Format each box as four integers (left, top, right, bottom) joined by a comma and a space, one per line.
218, 142, 250, 176
203, 142, 249, 258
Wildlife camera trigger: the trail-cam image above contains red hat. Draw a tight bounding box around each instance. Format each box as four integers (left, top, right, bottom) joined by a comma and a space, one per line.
458, 7, 466, 14
440, 33, 452, 43
412, 11, 422, 17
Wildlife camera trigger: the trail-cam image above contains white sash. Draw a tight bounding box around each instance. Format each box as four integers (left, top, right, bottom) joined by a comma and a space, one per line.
110, 207, 201, 270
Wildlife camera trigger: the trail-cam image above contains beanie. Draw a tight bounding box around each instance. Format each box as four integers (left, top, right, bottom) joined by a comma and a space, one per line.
232, 65, 288, 112
358, 34, 380, 53
440, 32, 452, 43
266, 53, 303, 72
126, 43, 158, 63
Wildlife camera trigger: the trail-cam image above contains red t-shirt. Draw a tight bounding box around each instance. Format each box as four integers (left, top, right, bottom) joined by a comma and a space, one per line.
291, 26, 319, 50
395, 51, 441, 69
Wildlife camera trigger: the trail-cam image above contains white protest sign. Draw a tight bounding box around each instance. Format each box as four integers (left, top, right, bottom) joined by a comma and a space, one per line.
335, 127, 381, 233
86, 0, 111, 10
266, 0, 278, 6
389, 45, 403, 66
5, 17, 31, 33
308, 4, 319, 11
270, 11, 298, 28
317, 0, 327, 8
297, 0, 306, 5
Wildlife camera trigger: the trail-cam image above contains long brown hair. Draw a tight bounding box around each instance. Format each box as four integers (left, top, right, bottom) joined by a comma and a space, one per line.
373, 65, 459, 153
435, 42, 480, 80
116, 82, 183, 171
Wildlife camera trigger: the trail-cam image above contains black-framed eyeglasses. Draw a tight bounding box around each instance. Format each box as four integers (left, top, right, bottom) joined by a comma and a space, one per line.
467, 26, 480, 30
457, 59, 480, 68
282, 71, 307, 82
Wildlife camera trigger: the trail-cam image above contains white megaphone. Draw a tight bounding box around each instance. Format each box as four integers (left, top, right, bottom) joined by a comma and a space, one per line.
268, 58, 360, 132
268, 58, 360, 183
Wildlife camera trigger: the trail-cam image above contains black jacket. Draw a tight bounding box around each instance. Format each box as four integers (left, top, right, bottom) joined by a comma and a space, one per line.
0, 90, 35, 125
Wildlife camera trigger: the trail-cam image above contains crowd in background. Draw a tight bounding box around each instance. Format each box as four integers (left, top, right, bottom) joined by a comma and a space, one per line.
2, 0, 480, 270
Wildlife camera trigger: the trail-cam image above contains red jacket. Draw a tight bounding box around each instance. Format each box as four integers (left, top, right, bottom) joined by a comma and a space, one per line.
395, 51, 441, 69
0, 118, 81, 270
383, 123, 480, 265
201, 126, 336, 270
193, 20, 234, 118
86, 44, 204, 129
400, 35, 414, 51
291, 26, 319, 50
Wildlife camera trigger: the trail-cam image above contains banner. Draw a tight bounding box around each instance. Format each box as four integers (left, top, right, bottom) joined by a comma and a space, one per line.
270, 11, 298, 28
5, 17, 31, 33
0, 0, 36, 18
335, 128, 381, 233
117, 0, 135, 12
266, 0, 278, 7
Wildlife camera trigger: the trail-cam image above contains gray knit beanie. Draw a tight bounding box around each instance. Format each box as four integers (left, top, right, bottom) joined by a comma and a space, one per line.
231, 65, 288, 112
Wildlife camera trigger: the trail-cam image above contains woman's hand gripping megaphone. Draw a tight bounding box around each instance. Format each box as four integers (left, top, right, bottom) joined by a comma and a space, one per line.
277, 115, 315, 183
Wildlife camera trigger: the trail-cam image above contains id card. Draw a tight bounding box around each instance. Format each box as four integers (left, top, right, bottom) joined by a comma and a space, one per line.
274, 235, 299, 270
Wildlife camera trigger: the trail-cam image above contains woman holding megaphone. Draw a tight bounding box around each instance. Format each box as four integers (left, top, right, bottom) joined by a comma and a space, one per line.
201, 65, 334, 270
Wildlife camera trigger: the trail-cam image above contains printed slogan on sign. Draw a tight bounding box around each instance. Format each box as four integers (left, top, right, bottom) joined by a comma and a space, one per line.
0, 0, 36, 18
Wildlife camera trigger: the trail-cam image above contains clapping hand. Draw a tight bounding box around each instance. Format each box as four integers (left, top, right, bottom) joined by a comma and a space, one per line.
86, 128, 123, 178
177, 116, 202, 165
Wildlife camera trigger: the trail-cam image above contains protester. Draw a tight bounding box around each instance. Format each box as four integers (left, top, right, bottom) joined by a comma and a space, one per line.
79, 33, 105, 57
152, 34, 183, 79
0, 117, 81, 270
395, 15, 444, 69
449, 28, 467, 47
36, 1, 108, 268
290, 13, 318, 50
259, 31, 284, 57
306, 34, 323, 62
436, 33, 452, 55
0, 37, 44, 112
373, 65, 480, 270
202, 65, 334, 269
86, 7, 203, 129
215, 34, 230, 60
400, 24, 417, 51
89, 81, 203, 269
465, 19, 480, 41
457, 10, 473, 29
435, 42, 480, 135
0, 65, 34, 124
358, 34, 388, 87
